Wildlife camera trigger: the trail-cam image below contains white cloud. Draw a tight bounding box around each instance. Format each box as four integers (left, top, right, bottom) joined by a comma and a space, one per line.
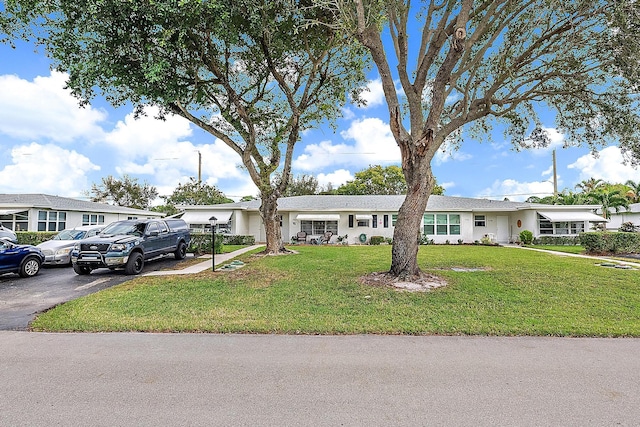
527, 127, 566, 156
568, 146, 640, 185
105, 106, 193, 159
476, 179, 555, 202
0, 71, 107, 143
104, 107, 247, 196
441, 181, 456, 190
0, 143, 100, 197
434, 144, 472, 165
317, 169, 354, 188
293, 117, 400, 171
358, 78, 386, 108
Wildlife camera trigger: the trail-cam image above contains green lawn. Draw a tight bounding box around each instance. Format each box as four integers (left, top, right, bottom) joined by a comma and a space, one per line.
31, 245, 640, 336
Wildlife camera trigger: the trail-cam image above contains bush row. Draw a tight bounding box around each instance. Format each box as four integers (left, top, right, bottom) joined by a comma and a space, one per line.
16, 231, 57, 245
580, 232, 640, 254
532, 235, 582, 246
188, 234, 255, 255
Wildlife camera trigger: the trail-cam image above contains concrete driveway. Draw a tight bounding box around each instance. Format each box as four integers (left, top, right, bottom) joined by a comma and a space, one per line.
1, 332, 639, 426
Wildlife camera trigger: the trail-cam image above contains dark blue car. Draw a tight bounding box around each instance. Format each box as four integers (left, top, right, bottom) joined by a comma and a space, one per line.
0, 237, 45, 278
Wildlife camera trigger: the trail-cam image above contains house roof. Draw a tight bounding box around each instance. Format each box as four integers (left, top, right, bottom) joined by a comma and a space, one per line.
182, 194, 600, 213
0, 193, 163, 216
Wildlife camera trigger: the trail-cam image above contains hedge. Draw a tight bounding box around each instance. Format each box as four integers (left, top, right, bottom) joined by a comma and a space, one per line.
580, 232, 640, 254
188, 234, 255, 255
16, 231, 57, 245
532, 235, 581, 246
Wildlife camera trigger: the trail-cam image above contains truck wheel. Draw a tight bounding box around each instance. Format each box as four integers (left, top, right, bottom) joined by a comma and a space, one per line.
125, 252, 144, 275
73, 264, 91, 275
174, 242, 187, 260
19, 256, 41, 278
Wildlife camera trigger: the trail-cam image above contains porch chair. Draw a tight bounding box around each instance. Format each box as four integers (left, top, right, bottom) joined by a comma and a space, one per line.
320, 231, 333, 244
293, 231, 307, 242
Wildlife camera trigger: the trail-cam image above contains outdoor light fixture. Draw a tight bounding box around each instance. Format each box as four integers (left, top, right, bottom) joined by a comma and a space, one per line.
209, 216, 217, 271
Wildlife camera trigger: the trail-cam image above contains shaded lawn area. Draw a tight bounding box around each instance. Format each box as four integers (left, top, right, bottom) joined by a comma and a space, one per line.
31, 245, 640, 336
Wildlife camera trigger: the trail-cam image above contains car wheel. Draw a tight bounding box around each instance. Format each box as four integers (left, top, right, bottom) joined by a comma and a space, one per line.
125, 252, 144, 275
174, 242, 187, 260
19, 256, 42, 278
73, 264, 92, 275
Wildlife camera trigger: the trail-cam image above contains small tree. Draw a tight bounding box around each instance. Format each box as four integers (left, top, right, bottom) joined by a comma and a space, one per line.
87, 175, 158, 210
335, 165, 445, 195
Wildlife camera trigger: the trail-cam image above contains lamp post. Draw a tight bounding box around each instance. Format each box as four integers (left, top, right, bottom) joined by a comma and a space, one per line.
209, 216, 217, 271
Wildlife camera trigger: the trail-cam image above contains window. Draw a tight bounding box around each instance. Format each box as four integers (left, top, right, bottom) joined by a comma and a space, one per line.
538, 214, 585, 235
383, 215, 389, 228
348, 215, 354, 228
82, 214, 105, 226
423, 214, 434, 235
0, 210, 28, 231
372, 215, 378, 228
423, 213, 460, 236
474, 215, 486, 227
357, 219, 369, 227
392, 214, 398, 226
301, 220, 338, 235
450, 214, 461, 235
37, 210, 66, 232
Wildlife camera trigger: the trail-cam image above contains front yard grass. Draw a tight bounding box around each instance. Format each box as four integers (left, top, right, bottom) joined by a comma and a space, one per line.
31, 245, 640, 336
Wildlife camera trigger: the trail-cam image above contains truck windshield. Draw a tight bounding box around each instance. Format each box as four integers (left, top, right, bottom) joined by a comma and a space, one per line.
100, 222, 145, 237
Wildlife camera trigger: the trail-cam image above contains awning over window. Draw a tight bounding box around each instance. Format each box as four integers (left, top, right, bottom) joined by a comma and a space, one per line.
181, 211, 233, 225
355, 214, 373, 220
0, 209, 24, 216
538, 211, 608, 222
296, 214, 340, 221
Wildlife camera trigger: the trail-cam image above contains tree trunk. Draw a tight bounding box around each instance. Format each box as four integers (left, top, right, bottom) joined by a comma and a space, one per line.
259, 191, 286, 254
390, 157, 435, 278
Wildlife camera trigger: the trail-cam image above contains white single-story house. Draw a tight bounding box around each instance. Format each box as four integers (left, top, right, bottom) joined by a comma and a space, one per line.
177, 195, 607, 245
606, 203, 640, 230
0, 193, 164, 232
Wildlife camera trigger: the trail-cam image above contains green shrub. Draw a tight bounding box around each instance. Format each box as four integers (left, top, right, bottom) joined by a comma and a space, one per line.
532, 235, 581, 246
580, 231, 640, 254
369, 236, 386, 245
188, 233, 224, 255
519, 230, 533, 245
16, 231, 57, 245
223, 235, 255, 245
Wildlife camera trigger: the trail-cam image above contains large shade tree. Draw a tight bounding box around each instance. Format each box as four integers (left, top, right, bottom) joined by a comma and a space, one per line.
3, 0, 367, 254
323, 0, 640, 278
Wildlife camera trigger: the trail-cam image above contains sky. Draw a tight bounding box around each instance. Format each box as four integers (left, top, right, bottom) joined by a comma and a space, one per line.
1, 37, 639, 205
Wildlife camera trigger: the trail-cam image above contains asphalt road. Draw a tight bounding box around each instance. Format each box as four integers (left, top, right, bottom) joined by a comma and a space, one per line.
1, 332, 639, 426
0, 254, 192, 330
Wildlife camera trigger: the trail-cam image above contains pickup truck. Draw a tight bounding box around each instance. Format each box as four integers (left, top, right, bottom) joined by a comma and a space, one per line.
71, 218, 191, 275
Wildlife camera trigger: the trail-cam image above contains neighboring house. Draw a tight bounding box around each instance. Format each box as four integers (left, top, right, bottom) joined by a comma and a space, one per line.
0, 194, 163, 232
177, 195, 606, 245
606, 203, 640, 230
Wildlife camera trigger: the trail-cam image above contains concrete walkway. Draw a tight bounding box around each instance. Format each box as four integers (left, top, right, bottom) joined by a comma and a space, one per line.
144, 244, 264, 276
509, 244, 640, 268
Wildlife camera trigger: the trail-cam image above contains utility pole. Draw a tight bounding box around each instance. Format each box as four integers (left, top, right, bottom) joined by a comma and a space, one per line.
198, 151, 202, 183
552, 149, 558, 198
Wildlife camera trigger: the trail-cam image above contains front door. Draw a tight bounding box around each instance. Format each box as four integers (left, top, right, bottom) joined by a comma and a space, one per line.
497, 216, 509, 243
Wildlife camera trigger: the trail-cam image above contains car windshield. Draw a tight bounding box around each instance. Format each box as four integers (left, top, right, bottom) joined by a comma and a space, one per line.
53, 230, 86, 240
100, 222, 145, 237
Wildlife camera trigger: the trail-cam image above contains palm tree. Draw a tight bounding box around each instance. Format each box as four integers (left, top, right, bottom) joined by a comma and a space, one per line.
624, 180, 640, 203
555, 191, 587, 205
575, 178, 606, 193
586, 189, 630, 219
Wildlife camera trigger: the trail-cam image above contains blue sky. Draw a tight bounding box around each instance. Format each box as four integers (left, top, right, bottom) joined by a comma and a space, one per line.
1, 39, 639, 204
